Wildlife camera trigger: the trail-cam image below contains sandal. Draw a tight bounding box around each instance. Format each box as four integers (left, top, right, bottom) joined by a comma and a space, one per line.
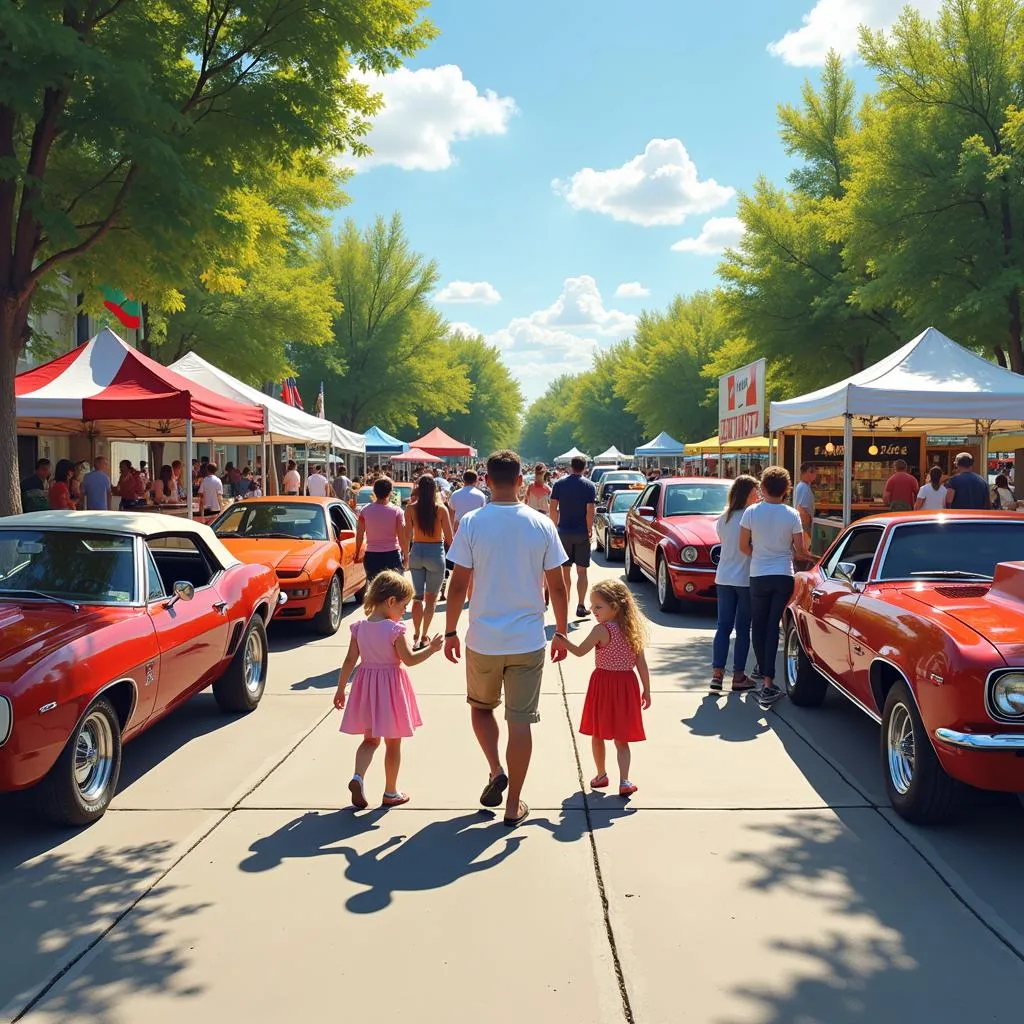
731, 675, 756, 692
382, 791, 410, 807
348, 775, 368, 810
619, 782, 638, 798
710, 672, 724, 692
480, 771, 509, 808
503, 800, 529, 827
590, 772, 609, 789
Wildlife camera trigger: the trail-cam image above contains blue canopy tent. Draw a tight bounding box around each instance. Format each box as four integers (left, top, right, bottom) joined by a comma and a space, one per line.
363, 425, 408, 468
634, 431, 685, 464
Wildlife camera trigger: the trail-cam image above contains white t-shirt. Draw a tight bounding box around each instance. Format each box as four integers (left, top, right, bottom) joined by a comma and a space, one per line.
199, 475, 223, 511
436, 476, 452, 496
448, 503, 567, 655
740, 501, 803, 577
449, 485, 487, 524
714, 510, 751, 587
282, 469, 301, 493
917, 484, 947, 510
306, 473, 329, 497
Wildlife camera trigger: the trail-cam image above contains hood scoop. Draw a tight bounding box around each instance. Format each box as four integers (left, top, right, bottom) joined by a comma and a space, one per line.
934, 585, 990, 599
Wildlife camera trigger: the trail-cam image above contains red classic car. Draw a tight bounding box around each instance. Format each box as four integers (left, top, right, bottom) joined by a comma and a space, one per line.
785, 511, 1024, 823
0, 511, 283, 825
210, 497, 367, 635
624, 477, 731, 611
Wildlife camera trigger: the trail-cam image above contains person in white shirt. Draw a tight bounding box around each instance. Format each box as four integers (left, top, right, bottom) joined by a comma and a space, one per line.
434, 469, 452, 498
448, 470, 488, 525
914, 466, 948, 511
282, 459, 301, 495
711, 475, 760, 693
739, 466, 811, 709
444, 450, 570, 828
199, 463, 225, 516
306, 465, 329, 497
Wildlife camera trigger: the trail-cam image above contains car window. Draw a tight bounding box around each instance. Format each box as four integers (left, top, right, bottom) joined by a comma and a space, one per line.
145, 549, 166, 601
610, 491, 641, 513
878, 521, 1024, 580
637, 484, 659, 510
357, 488, 374, 504
147, 534, 217, 591
0, 529, 136, 604
823, 527, 884, 582
662, 484, 729, 517
212, 502, 328, 540
329, 503, 356, 534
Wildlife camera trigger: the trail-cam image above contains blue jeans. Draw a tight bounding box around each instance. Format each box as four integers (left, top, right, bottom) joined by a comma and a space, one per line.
712, 584, 751, 675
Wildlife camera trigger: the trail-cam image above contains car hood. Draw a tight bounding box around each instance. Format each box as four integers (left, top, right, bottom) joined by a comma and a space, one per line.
0, 603, 116, 683
219, 538, 325, 574
661, 515, 721, 546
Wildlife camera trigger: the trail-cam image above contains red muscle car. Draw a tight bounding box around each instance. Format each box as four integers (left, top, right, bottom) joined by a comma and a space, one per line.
624, 477, 731, 611
0, 511, 284, 826
785, 511, 1024, 823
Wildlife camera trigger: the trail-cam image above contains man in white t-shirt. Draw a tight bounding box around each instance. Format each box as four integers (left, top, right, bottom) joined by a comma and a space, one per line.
199, 463, 225, 516
282, 459, 301, 495
306, 465, 329, 497
434, 468, 452, 498
445, 450, 569, 827
448, 469, 487, 525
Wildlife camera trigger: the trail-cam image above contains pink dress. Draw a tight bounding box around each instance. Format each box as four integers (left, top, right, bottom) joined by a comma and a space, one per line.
340, 619, 423, 738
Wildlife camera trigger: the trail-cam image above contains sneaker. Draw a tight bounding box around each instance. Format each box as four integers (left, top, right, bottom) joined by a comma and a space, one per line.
576, 604, 590, 618
710, 675, 724, 692
750, 669, 765, 684
758, 684, 783, 709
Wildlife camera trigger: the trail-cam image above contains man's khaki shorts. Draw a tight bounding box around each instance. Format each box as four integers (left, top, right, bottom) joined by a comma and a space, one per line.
466, 648, 545, 724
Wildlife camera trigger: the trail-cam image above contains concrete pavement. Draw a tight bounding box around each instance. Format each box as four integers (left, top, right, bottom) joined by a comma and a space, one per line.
2, 555, 1024, 1022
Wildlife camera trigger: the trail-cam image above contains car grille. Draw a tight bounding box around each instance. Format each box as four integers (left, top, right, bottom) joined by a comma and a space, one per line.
277, 570, 303, 579
710, 545, 722, 566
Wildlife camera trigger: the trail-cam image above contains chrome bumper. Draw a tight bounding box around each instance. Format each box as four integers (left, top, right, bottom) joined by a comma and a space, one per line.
666, 564, 716, 574
935, 728, 1024, 751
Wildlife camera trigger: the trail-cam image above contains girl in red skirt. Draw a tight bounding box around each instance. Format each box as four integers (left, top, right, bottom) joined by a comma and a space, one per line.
566, 580, 651, 797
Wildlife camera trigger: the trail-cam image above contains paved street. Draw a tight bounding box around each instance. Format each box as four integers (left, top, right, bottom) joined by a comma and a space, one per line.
3, 556, 1024, 1023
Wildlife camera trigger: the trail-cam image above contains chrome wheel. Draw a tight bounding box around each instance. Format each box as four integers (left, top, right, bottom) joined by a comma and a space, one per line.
74, 710, 116, 802
785, 628, 800, 693
328, 577, 341, 630
657, 560, 668, 604
243, 625, 265, 695
887, 702, 915, 795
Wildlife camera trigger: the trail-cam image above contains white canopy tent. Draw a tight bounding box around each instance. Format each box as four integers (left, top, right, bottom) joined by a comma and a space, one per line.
594, 445, 629, 463
770, 326, 1024, 523
555, 446, 589, 465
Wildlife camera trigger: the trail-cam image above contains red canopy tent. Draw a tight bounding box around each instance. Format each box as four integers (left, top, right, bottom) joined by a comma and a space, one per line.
391, 447, 442, 464
17, 328, 266, 515
408, 427, 476, 457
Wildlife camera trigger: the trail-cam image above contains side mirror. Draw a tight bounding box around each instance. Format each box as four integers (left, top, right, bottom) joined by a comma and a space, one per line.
596, 504, 607, 514
167, 580, 195, 607
636, 506, 656, 520
833, 561, 857, 586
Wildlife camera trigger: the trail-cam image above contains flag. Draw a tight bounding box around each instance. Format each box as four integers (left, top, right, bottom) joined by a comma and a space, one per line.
280, 378, 304, 409
315, 381, 325, 418
101, 285, 142, 330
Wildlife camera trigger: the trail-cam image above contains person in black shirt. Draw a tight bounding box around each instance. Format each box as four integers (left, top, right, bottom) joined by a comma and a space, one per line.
20, 458, 51, 512
944, 452, 991, 510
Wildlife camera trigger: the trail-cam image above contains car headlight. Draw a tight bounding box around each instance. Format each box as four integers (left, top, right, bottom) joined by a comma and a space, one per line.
681, 546, 699, 563
992, 672, 1024, 717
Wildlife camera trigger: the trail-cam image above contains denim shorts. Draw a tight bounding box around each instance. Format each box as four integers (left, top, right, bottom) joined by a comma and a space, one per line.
408, 542, 445, 598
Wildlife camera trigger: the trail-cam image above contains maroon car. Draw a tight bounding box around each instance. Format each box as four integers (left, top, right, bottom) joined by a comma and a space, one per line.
624, 477, 731, 611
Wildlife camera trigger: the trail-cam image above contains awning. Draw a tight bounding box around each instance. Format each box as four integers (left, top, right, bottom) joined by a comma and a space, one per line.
554, 446, 589, 463
634, 431, 685, 457
594, 445, 629, 462
364, 425, 409, 454
391, 447, 442, 464
408, 426, 475, 457
685, 435, 770, 454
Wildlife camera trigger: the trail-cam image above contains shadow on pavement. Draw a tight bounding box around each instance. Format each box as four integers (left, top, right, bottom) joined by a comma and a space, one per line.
239, 809, 526, 913
530, 793, 637, 843
289, 669, 339, 692
681, 693, 771, 742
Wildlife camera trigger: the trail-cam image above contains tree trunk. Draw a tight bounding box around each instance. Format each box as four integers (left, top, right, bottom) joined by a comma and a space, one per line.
0, 298, 31, 516
995, 345, 1008, 368
1008, 288, 1024, 374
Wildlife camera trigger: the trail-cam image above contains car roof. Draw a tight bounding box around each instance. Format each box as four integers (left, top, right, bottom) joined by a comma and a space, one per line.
229, 496, 336, 506
652, 476, 731, 486
851, 510, 1024, 527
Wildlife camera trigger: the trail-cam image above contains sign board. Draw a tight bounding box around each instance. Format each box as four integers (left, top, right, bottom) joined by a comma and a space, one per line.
800, 435, 917, 462
718, 358, 765, 443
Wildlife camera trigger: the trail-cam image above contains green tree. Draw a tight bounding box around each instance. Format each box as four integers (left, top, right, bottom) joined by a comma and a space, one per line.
293, 214, 470, 431
440, 331, 523, 455
845, 0, 1024, 369
0, 0, 434, 513
566, 342, 646, 455
519, 375, 580, 461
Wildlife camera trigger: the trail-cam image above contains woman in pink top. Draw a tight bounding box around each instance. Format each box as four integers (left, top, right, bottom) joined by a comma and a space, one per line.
355, 477, 408, 581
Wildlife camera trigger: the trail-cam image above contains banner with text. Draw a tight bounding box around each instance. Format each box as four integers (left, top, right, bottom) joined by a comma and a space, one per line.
719, 358, 766, 443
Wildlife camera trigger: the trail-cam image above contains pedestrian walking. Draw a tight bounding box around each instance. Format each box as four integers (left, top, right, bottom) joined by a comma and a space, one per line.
991, 473, 1019, 511
565, 580, 650, 798
914, 466, 947, 511
444, 449, 570, 828
883, 459, 919, 511
739, 466, 811, 710
405, 474, 454, 651
48, 459, 76, 510
550, 455, 597, 618
793, 462, 816, 560
333, 465, 352, 501
306, 465, 329, 497
711, 474, 759, 693
355, 477, 407, 582
444, 470, 488, 601
282, 459, 301, 495
945, 452, 990, 509
524, 463, 552, 513
80, 457, 112, 511
333, 571, 441, 809
198, 462, 226, 516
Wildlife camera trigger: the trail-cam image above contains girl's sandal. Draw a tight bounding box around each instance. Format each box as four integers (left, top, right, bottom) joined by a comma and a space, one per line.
382, 791, 410, 807
731, 675, 757, 692
619, 782, 638, 798
590, 772, 610, 789
348, 775, 368, 810
710, 672, 724, 692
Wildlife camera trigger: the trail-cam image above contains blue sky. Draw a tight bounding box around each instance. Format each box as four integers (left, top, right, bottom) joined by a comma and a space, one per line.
341, 0, 936, 402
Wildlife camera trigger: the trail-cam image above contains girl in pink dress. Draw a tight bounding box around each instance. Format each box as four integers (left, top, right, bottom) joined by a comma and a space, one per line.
565, 580, 651, 798
333, 571, 442, 808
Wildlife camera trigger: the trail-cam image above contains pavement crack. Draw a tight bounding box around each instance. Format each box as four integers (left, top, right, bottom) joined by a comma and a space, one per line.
557, 661, 636, 1024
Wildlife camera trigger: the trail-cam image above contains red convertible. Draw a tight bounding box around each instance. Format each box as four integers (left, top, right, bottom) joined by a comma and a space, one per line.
785, 511, 1024, 823
0, 511, 284, 826
624, 477, 731, 611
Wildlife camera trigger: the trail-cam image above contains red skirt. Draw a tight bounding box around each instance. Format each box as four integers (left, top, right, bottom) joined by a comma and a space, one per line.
579, 668, 646, 742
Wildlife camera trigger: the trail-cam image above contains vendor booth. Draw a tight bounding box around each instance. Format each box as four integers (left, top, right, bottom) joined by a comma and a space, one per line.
408, 427, 476, 459
634, 431, 685, 468
770, 326, 1024, 549
555, 446, 589, 465
594, 445, 629, 465
684, 434, 770, 477
363, 425, 409, 465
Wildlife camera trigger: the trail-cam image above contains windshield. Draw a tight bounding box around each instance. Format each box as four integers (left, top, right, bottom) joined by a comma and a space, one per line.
604, 472, 643, 484
663, 483, 730, 517
878, 521, 1024, 580
0, 530, 135, 604
212, 502, 328, 540
394, 484, 413, 501
610, 491, 641, 513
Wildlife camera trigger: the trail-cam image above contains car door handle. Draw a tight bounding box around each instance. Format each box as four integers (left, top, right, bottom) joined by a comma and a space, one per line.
213, 601, 228, 614
852, 643, 864, 655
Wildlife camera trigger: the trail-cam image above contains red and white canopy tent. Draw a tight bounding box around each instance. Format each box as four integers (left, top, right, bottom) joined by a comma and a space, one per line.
391, 447, 443, 464
16, 329, 266, 516
408, 426, 476, 458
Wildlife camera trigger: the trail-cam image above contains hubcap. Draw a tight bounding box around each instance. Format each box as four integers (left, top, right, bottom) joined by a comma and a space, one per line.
657, 561, 667, 603
243, 627, 265, 695
785, 628, 800, 692
74, 711, 115, 801
887, 703, 915, 795
626, 547, 632, 573
329, 578, 341, 627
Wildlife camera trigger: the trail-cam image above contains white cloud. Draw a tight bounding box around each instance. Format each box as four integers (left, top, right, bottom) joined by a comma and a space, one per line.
768, 0, 943, 66
552, 139, 734, 226
436, 280, 502, 304
349, 65, 516, 171
615, 281, 650, 299
446, 321, 481, 338
671, 216, 745, 255
527, 275, 637, 336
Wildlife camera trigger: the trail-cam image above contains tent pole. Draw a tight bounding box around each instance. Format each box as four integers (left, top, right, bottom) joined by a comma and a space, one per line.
186, 419, 194, 520
261, 435, 268, 494
842, 414, 853, 527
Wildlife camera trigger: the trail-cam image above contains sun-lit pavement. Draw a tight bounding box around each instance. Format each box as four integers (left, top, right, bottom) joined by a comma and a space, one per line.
3, 557, 1024, 1023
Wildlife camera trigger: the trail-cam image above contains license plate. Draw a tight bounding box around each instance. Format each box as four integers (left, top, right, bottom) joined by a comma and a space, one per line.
611, 537, 624, 546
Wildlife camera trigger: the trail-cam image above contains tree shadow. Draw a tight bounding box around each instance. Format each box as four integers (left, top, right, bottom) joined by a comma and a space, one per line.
238, 809, 525, 914
681, 693, 770, 742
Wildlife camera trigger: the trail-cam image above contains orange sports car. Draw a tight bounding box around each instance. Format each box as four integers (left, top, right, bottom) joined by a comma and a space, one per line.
210, 497, 366, 635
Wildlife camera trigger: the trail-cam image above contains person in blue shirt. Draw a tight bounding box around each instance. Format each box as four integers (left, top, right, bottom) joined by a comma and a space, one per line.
550, 456, 597, 618
944, 452, 991, 510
